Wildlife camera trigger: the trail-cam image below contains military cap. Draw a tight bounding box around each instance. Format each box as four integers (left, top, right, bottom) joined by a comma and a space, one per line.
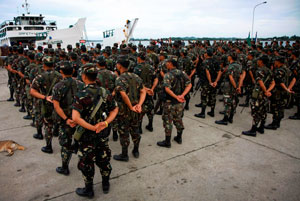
95, 56, 106, 65
60, 61, 73, 70
57, 43, 61, 47
49, 48, 55, 54
137, 52, 146, 60
257, 55, 269, 65
35, 52, 43, 62
67, 44, 72, 50
275, 56, 285, 63
159, 51, 168, 58
117, 56, 130, 68
166, 56, 178, 67
82, 63, 98, 74
206, 48, 213, 56
59, 51, 67, 58
81, 53, 90, 62
43, 56, 54, 65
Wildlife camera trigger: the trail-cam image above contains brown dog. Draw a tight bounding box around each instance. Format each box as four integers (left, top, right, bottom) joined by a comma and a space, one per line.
0, 140, 25, 156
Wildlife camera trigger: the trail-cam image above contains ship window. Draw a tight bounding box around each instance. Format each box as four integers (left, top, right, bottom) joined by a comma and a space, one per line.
7, 27, 22, 31
46, 27, 56, 31
24, 27, 44, 30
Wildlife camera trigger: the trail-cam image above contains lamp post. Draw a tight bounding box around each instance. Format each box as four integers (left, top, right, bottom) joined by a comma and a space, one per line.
251, 1, 267, 40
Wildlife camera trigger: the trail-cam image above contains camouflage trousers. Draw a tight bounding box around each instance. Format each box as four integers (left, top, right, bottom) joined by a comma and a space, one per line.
162, 101, 184, 137
270, 93, 286, 121
33, 98, 43, 130
244, 83, 254, 103
223, 92, 239, 117
13, 77, 21, 103
142, 95, 154, 121
201, 84, 217, 108
19, 79, 26, 106
250, 96, 269, 126
43, 117, 54, 146
117, 112, 141, 149
111, 118, 118, 132
77, 138, 112, 184
59, 123, 75, 166
25, 85, 33, 116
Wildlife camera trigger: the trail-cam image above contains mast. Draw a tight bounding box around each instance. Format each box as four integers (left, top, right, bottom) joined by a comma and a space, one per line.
22, 0, 30, 14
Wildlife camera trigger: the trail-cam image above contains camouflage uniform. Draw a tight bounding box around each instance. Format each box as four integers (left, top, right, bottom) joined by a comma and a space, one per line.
6, 53, 17, 101
52, 76, 84, 171
216, 62, 242, 124
162, 69, 191, 138
289, 59, 300, 119
133, 62, 156, 131
115, 72, 143, 157
31, 60, 62, 151
250, 66, 273, 127
72, 83, 116, 186
23, 61, 37, 118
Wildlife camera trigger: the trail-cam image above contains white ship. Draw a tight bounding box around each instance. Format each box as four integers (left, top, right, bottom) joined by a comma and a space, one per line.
102, 18, 139, 47
0, 0, 87, 49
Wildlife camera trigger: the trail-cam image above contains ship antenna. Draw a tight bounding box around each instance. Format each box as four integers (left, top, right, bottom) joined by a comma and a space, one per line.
22, 0, 30, 14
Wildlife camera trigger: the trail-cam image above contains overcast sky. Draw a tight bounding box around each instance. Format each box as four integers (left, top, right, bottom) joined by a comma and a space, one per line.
0, 0, 299, 40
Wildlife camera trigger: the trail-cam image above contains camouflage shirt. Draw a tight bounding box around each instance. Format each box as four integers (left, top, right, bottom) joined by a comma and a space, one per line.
163, 68, 191, 103
133, 62, 156, 88
178, 56, 194, 75
255, 66, 273, 92
24, 62, 37, 82
97, 68, 117, 93
29, 64, 44, 83
72, 83, 117, 126
274, 65, 291, 90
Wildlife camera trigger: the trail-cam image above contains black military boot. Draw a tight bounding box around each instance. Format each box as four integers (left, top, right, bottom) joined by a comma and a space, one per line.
132, 145, 139, 158
30, 117, 36, 127
215, 115, 228, 125
19, 104, 26, 112
7, 89, 14, 102
207, 108, 215, 117
219, 110, 225, 115
41, 142, 53, 154
239, 102, 249, 107
289, 106, 300, 120
156, 108, 163, 115
76, 183, 94, 198
33, 127, 43, 140
56, 163, 70, 176
264, 120, 278, 130
194, 106, 206, 118
242, 125, 257, 137
257, 121, 265, 134
113, 148, 129, 162
14, 101, 21, 107
145, 119, 153, 132
157, 136, 171, 148
102, 176, 110, 194
113, 130, 118, 141
23, 112, 32, 120
195, 103, 202, 108
184, 98, 190, 110
228, 112, 234, 124
174, 131, 182, 144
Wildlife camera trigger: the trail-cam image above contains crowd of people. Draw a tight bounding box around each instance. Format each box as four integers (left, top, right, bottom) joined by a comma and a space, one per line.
2, 39, 300, 198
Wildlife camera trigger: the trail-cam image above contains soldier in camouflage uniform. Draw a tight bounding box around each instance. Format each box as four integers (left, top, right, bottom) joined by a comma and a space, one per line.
72, 64, 118, 198
178, 48, 195, 110
265, 56, 294, 130
242, 55, 275, 137
30, 56, 62, 153
215, 52, 242, 125
95, 56, 119, 141
195, 48, 221, 118
52, 61, 84, 175
31, 53, 45, 139
113, 57, 146, 162
157, 58, 192, 148
23, 51, 37, 121
134, 52, 158, 132
289, 50, 300, 120
154, 51, 169, 115
4, 46, 17, 102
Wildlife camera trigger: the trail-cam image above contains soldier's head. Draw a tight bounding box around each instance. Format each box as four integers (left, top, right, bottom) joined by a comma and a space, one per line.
59, 61, 73, 76
95, 56, 107, 68
228, 52, 237, 63
291, 50, 299, 59
69, 52, 77, 61
96, 43, 101, 50
27, 51, 35, 61
247, 51, 254, 60
82, 63, 98, 83
166, 57, 177, 70
116, 57, 130, 73
48, 44, 52, 49
57, 43, 61, 48
81, 53, 90, 64
159, 51, 168, 61
274, 56, 284, 67
81, 45, 87, 53
206, 48, 213, 57
180, 48, 188, 57
257, 55, 269, 67
17, 46, 24, 55
49, 48, 55, 55
137, 52, 146, 63
35, 52, 43, 63
67, 44, 72, 52
43, 56, 54, 68
37, 46, 43, 52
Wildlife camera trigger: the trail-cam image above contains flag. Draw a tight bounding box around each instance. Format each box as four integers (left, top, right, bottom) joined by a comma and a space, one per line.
247, 32, 251, 47
255, 32, 258, 44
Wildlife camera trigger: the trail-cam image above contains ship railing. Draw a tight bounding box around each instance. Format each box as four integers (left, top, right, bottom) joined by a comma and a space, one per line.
0, 20, 15, 28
